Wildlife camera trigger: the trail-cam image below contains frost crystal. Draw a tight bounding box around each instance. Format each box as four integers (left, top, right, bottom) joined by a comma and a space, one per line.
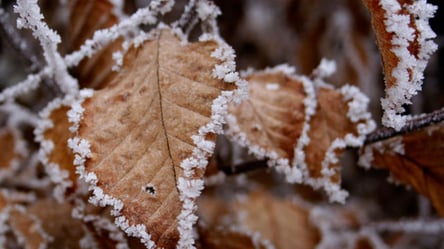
175, 33, 248, 249
14, 0, 79, 96
378, 0, 437, 130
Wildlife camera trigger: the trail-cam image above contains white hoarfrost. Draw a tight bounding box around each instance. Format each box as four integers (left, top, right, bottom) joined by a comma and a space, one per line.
68, 117, 156, 248
14, 0, 78, 96
67, 25, 248, 248
72, 199, 129, 249
0, 103, 39, 181
358, 136, 404, 170
34, 89, 93, 202
226, 62, 375, 204
173, 32, 248, 249
378, 0, 437, 130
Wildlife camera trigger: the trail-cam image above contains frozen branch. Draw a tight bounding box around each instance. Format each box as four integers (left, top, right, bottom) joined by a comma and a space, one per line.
365, 107, 444, 144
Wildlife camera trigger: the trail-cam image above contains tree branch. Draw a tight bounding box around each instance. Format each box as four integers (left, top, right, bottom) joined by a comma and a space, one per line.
0, 9, 43, 73
220, 159, 268, 175
365, 107, 444, 145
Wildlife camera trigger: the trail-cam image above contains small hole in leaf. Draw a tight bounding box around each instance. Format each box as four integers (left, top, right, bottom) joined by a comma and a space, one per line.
143, 184, 156, 196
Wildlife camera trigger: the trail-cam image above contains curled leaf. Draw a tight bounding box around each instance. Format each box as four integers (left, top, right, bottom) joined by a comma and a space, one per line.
362, 0, 437, 130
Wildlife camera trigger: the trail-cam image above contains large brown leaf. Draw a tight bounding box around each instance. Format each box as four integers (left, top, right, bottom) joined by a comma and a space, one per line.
227, 67, 375, 202
362, 0, 437, 130
69, 28, 239, 248
360, 121, 444, 216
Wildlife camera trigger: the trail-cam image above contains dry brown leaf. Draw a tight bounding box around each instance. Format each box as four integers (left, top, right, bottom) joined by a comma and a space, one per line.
69, 0, 122, 89
0, 127, 17, 174
228, 70, 306, 160
360, 121, 444, 216
233, 191, 319, 249
8, 207, 50, 249
362, 0, 437, 129
35, 96, 89, 200
27, 199, 98, 249
227, 67, 374, 202
304, 87, 359, 181
197, 225, 269, 249
70, 28, 239, 248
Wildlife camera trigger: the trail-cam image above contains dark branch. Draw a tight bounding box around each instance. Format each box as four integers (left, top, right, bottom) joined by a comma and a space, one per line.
0, 9, 43, 73
365, 107, 444, 144
220, 159, 268, 175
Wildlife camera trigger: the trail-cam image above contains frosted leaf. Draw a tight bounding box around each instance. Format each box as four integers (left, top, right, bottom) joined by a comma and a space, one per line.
34, 91, 93, 201
227, 65, 375, 203
197, 190, 317, 249
359, 120, 444, 216
68, 28, 244, 248
362, 0, 438, 130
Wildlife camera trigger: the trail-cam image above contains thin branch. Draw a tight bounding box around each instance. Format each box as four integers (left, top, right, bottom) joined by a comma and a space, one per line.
365, 107, 444, 145
220, 159, 268, 175
0, 8, 43, 72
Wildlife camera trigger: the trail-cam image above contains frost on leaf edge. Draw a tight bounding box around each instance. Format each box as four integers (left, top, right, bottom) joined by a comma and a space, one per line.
68, 27, 247, 249
34, 89, 94, 202
226, 65, 375, 203
375, 0, 437, 130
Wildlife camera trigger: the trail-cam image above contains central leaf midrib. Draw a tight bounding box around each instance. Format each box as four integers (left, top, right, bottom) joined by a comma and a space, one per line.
156, 31, 178, 184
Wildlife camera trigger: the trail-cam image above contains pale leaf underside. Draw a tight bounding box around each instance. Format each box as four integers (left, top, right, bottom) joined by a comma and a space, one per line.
78, 29, 233, 247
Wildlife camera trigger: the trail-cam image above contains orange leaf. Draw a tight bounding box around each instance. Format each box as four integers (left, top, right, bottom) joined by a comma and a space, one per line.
360, 121, 444, 216
362, 0, 437, 130
34, 92, 92, 200
68, 28, 243, 248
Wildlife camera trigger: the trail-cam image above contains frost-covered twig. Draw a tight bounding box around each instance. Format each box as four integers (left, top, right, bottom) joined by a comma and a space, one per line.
370, 218, 444, 234
365, 106, 444, 144
64, 0, 174, 68
0, 7, 42, 72
14, 0, 78, 96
